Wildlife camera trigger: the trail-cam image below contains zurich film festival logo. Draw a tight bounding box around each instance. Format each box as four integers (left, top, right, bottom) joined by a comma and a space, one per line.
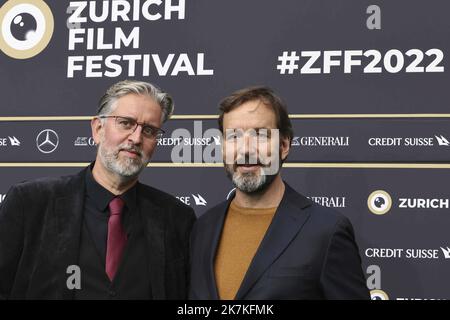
0, 0, 54, 59
371, 289, 389, 300
367, 190, 392, 215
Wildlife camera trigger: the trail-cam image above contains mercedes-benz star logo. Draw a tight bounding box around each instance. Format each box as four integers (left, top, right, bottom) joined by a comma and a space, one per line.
36, 129, 59, 154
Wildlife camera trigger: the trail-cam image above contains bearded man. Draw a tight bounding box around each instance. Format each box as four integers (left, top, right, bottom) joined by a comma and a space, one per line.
0, 80, 195, 299
189, 86, 369, 300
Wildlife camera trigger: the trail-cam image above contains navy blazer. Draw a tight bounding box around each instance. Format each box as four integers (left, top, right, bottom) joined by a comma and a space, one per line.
0, 166, 196, 299
189, 183, 369, 300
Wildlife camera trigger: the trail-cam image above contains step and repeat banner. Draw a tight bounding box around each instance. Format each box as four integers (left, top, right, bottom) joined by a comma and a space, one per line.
1, 0, 450, 300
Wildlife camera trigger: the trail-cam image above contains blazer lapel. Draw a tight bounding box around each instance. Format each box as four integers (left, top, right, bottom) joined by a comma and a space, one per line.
138, 186, 166, 299
55, 171, 86, 299
235, 184, 313, 299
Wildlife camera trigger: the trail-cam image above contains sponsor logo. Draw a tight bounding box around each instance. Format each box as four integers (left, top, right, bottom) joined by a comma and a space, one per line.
368, 137, 434, 146
36, 129, 58, 153
291, 136, 350, 147
74, 136, 95, 147
308, 196, 346, 208
0, 194, 6, 203
367, 190, 392, 215
157, 136, 221, 147
177, 194, 207, 207
368, 135, 450, 147
192, 194, 207, 206
398, 197, 449, 209
0, 136, 21, 147
369, 190, 449, 213
435, 135, 450, 146
157, 137, 182, 146
440, 247, 450, 259
365, 247, 450, 259
371, 289, 389, 300
0, 0, 54, 59
8, 136, 20, 146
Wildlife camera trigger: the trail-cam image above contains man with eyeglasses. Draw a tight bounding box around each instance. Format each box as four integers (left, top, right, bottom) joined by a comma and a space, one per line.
0, 80, 196, 299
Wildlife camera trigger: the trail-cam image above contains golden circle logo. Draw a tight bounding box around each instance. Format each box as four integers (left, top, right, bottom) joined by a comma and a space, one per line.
0, 0, 53, 59
367, 190, 392, 215
370, 289, 389, 300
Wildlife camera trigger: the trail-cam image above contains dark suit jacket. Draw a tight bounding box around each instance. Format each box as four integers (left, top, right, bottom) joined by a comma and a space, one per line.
189, 184, 369, 300
0, 166, 196, 299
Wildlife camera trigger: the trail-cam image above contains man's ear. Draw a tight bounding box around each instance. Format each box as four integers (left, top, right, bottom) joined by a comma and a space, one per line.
280, 136, 291, 161
91, 117, 103, 145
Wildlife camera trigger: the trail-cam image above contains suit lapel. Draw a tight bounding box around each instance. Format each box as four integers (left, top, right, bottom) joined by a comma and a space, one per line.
138, 185, 166, 299
55, 170, 86, 299
235, 184, 313, 299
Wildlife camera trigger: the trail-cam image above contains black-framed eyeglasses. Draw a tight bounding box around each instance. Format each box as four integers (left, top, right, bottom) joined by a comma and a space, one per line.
98, 115, 165, 139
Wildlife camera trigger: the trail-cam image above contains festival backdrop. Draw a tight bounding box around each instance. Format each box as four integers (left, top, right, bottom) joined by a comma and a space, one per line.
1, 0, 449, 300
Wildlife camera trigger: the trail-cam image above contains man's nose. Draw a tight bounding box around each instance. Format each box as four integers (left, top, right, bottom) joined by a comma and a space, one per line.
236, 134, 257, 160
243, 133, 258, 154
127, 125, 144, 144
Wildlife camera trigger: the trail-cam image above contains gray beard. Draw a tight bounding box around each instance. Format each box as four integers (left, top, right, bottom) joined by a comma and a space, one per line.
98, 142, 148, 179
226, 165, 278, 194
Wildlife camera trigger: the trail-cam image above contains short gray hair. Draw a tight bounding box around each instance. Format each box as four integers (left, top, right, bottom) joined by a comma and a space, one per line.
97, 80, 174, 123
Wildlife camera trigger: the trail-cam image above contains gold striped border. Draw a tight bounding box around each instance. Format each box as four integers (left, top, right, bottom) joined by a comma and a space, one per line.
0, 162, 449, 169
1, 114, 450, 121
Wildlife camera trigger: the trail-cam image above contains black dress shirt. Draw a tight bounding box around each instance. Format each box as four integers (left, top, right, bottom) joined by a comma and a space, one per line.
84, 166, 137, 262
